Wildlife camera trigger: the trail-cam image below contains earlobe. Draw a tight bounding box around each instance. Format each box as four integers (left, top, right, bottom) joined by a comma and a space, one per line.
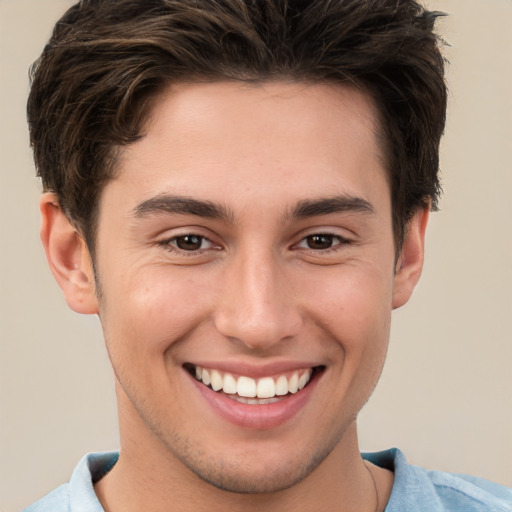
40, 193, 99, 314
392, 205, 430, 309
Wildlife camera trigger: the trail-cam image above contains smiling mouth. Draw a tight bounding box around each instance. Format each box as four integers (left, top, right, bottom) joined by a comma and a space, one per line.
185, 364, 324, 404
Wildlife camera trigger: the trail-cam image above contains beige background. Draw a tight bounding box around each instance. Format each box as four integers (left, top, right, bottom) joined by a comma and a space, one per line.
1, 0, 511, 510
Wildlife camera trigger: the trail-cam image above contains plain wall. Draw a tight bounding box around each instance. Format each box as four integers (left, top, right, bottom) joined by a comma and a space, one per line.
1, 0, 511, 510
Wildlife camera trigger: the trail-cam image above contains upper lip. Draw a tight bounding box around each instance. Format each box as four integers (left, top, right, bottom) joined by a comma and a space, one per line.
184, 360, 324, 379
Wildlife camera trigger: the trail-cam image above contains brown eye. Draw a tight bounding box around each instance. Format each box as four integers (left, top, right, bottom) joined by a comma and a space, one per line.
174, 235, 205, 251
305, 234, 337, 250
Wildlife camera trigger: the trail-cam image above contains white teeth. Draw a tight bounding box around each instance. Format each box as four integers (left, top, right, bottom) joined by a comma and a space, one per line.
288, 372, 299, 394
223, 373, 237, 394
275, 375, 289, 396
298, 372, 309, 390
257, 377, 275, 399
201, 368, 211, 386
237, 376, 257, 397
210, 370, 223, 391
192, 366, 314, 400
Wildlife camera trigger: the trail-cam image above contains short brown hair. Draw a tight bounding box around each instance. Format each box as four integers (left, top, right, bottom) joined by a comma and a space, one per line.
27, 0, 447, 253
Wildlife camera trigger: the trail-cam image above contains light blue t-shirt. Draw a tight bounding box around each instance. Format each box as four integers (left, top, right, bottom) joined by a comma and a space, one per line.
24, 448, 512, 511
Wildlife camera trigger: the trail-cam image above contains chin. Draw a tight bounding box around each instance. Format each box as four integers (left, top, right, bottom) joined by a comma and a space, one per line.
189, 461, 311, 494
172, 437, 336, 495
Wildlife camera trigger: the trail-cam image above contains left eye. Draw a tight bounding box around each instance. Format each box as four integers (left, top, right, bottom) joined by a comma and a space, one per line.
297, 234, 346, 250
168, 234, 213, 251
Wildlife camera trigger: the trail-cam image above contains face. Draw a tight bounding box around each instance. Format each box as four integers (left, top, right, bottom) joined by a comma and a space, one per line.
74, 82, 421, 493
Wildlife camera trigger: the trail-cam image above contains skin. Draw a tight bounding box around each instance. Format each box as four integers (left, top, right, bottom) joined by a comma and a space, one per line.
41, 81, 428, 511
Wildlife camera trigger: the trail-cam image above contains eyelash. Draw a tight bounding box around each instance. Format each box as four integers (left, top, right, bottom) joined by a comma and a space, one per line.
293, 232, 353, 253
157, 231, 352, 256
157, 234, 219, 255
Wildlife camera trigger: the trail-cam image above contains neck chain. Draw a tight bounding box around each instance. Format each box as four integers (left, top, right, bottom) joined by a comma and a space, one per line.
364, 462, 380, 512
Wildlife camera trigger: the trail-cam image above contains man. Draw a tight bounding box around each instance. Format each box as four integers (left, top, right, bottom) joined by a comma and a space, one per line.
23, 0, 512, 511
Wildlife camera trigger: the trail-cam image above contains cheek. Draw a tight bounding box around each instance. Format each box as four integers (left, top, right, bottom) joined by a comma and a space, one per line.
300, 263, 393, 395
99, 267, 214, 360
302, 263, 394, 342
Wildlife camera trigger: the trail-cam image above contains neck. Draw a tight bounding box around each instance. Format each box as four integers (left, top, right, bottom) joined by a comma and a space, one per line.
95, 416, 392, 512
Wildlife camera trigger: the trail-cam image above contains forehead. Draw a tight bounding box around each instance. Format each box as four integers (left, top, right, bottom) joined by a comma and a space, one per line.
139, 81, 383, 159
106, 81, 389, 216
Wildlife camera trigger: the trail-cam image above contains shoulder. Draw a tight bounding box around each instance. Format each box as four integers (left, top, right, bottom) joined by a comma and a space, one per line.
364, 448, 512, 512
425, 469, 512, 511
22, 484, 70, 512
23, 451, 119, 512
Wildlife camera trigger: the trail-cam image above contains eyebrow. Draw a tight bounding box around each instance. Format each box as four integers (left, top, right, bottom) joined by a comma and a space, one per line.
132, 193, 374, 223
132, 194, 234, 223
289, 195, 375, 219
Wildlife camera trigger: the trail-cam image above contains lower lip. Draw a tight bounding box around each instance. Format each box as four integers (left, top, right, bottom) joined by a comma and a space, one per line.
189, 371, 321, 430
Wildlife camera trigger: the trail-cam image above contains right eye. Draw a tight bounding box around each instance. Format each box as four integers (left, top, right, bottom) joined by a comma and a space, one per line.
159, 233, 219, 253
170, 234, 209, 251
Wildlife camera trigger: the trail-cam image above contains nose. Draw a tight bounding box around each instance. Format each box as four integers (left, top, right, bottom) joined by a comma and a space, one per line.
213, 247, 303, 350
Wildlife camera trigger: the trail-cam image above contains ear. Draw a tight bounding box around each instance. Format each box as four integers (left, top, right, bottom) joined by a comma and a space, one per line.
40, 193, 99, 314
392, 205, 430, 309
